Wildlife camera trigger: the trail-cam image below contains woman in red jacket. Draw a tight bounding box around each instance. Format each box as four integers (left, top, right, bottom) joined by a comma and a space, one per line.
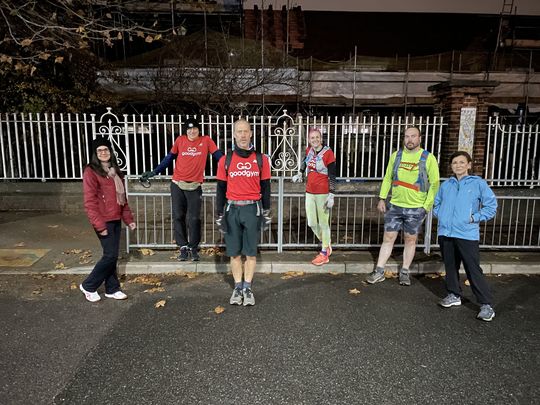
80, 137, 136, 302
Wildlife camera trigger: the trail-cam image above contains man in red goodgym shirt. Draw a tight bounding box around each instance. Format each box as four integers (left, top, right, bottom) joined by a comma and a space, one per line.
141, 118, 223, 261
215, 119, 271, 306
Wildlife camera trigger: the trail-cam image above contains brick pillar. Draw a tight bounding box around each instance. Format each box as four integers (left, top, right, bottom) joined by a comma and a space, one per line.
428, 80, 498, 177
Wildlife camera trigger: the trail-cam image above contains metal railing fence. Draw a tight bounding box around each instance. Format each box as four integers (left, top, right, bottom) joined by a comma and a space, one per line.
485, 116, 540, 188
1, 109, 445, 181
126, 183, 540, 251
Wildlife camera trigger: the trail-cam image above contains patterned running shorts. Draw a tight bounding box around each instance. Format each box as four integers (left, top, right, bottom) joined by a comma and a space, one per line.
384, 204, 426, 235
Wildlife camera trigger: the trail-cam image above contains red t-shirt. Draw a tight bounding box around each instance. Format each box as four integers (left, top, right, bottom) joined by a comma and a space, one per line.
170, 135, 218, 183
305, 147, 336, 194
216, 152, 271, 201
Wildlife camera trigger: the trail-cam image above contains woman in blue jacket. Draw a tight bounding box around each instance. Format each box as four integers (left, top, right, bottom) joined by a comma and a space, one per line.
433, 151, 498, 321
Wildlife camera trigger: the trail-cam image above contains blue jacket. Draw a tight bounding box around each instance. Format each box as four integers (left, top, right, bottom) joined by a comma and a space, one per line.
433, 175, 497, 241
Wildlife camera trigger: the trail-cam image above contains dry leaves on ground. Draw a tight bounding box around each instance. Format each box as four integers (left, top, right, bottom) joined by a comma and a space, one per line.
128, 275, 162, 286
384, 271, 398, 279
32, 288, 43, 295
200, 247, 224, 257
154, 300, 166, 308
139, 248, 155, 256
14, 242, 26, 247
54, 262, 67, 270
144, 287, 165, 294
214, 306, 225, 314
32, 274, 56, 280
48, 225, 59, 228
70, 282, 78, 290
178, 272, 198, 279
425, 273, 440, 279
78, 250, 93, 264
281, 271, 305, 280
63, 249, 83, 255
464, 279, 470, 286
348, 288, 361, 295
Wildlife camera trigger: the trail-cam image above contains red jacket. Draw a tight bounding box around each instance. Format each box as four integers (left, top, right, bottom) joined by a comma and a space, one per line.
83, 166, 134, 232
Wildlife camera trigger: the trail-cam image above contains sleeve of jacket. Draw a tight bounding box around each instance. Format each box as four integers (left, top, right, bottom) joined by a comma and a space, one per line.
120, 179, 135, 226
433, 182, 444, 218
83, 168, 107, 232
423, 153, 441, 211
472, 180, 498, 223
379, 152, 396, 200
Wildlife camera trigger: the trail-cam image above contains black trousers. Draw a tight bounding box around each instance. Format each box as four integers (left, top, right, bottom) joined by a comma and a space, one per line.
439, 236, 493, 305
82, 220, 121, 294
170, 183, 202, 250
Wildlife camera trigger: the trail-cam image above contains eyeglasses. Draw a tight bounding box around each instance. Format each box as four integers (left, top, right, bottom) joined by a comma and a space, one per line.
96, 148, 110, 154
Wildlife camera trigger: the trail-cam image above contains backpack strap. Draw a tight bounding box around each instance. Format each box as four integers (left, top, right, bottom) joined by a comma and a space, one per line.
224, 149, 264, 176
416, 149, 430, 192
392, 149, 403, 181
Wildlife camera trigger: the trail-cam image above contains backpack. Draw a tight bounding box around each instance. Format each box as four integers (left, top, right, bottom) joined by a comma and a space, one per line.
392, 149, 430, 192
224, 149, 264, 176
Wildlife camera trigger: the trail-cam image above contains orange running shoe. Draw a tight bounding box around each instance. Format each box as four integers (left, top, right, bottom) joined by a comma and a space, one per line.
312, 253, 329, 266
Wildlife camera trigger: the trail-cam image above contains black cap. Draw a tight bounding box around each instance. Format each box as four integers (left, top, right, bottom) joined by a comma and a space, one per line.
185, 118, 200, 131
91, 136, 112, 152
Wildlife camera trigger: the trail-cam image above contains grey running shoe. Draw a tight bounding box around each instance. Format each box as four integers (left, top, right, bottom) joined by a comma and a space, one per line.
190, 248, 200, 262
229, 288, 243, 305
439, 293, 462, 308
366, 268, 385, 284
178, 246, 189, 261
242, 288, 255, 306
477, 304, 495, 322
399, 269, 411, 286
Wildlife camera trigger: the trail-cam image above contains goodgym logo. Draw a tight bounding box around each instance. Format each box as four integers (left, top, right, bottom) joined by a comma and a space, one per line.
230, 160, 259, 178
182, 146, 202, 157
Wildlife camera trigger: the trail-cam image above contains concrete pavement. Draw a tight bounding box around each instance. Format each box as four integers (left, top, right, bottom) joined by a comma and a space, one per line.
0, 211, 539, 276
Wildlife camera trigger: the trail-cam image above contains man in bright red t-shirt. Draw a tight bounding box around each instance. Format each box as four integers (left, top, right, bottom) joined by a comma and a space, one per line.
215, 119, 271, 306
141, 118, 223, 261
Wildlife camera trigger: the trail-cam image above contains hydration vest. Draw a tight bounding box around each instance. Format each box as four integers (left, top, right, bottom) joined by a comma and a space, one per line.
392, 149, 430, 192
304, 146, 331, 176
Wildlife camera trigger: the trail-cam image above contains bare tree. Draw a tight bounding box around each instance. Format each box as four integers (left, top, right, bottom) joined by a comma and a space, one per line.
0, 1, 168, 75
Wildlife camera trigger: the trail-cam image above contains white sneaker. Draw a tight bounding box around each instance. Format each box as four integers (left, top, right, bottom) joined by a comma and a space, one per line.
80, 284, 101, 302
104, 291, 128, 300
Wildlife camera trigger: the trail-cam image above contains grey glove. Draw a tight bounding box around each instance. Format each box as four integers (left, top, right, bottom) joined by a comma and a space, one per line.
291, 172, 303, 183
140, 170, 156, 182
324, 193, 335, 210
262, 209, 272, 231
215, 214, 226, 234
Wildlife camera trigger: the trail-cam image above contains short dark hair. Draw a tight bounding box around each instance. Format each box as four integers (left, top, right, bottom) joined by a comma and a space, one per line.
404, 126, 421, 137
449, 150, 474, 173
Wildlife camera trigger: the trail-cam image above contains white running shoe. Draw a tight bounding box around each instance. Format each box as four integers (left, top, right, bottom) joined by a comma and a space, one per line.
104, 291, 128, 300
80, 284, 101, 302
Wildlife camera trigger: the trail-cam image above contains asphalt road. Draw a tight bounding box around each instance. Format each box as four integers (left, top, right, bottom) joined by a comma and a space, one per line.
0, 273, 538, 405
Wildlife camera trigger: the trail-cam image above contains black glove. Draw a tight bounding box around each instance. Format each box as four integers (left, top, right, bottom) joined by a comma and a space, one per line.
215, 214, 226, 234
262, 209, 272, 231
140, 170, 156, 182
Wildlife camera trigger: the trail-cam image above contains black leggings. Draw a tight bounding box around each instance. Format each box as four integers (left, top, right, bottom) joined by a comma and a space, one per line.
170, 183, 202, 249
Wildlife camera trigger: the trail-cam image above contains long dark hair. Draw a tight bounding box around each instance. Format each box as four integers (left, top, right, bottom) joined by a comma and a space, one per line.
86, 138, 122, 177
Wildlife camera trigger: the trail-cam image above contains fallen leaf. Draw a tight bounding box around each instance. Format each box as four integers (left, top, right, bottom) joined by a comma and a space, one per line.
348, 288, 361, 295
425, 273, 440, 279
144, 287, 165, 293
384, 271, 398, 279
139, 248, 155, 256
464, 279, 470, 286
54, 56, 64, 64
183, 272, 197, 279
14, 242, 26, 247
329, 272, 341, 276
48, 225, 59, 228
129, 275, 162, 286
32, 288, 42, 295
214, 306, 225, 314
54, 262, 66, 270
63, 249, 83, 255
280, 271, 304, 280
21, 38, 32, 46
70, 283, 78, 290
154, 300, 166, 308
